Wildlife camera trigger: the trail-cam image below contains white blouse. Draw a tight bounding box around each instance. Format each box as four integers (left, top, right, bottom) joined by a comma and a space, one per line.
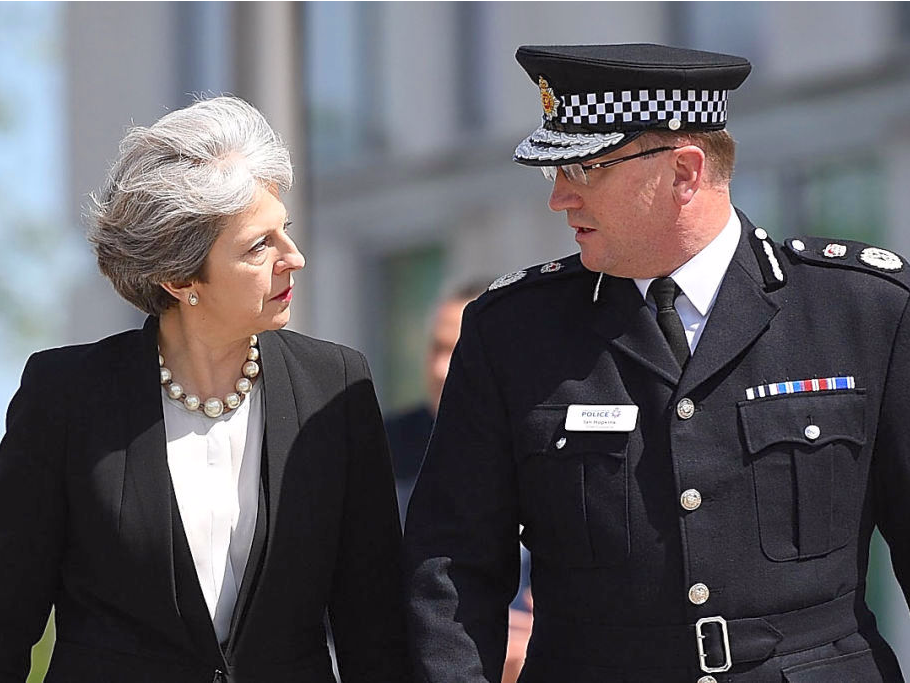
161, 380, 264, 644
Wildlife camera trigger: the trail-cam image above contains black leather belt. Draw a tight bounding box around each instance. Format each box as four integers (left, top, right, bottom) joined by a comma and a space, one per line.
528, 590, 870, 674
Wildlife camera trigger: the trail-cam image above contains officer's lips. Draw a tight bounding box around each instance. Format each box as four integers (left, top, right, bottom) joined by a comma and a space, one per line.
572, 225, 596, 236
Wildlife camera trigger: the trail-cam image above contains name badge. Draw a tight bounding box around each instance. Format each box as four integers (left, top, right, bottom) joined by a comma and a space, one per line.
565, 404, 639, 432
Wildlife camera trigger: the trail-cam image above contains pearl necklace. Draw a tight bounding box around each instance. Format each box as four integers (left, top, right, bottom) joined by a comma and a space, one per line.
159, 334, 261, 418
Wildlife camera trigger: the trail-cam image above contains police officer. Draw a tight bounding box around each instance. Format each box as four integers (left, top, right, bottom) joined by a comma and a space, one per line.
404, 43, 909, 682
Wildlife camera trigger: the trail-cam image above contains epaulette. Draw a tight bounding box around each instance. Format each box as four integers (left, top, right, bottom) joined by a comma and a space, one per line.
477, 253, 585, 306
783, 236, 910, 291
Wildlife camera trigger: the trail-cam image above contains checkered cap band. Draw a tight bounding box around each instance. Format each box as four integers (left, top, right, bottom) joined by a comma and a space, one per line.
559, 88, 728, 126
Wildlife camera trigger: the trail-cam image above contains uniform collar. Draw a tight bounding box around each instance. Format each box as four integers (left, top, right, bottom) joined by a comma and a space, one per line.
633, 205, 741, 316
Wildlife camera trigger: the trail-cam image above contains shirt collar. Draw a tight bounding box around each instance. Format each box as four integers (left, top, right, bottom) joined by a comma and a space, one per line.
633, 206, 741, 316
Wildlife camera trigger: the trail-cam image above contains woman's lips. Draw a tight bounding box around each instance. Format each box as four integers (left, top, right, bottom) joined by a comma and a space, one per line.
272, 286, 293, 303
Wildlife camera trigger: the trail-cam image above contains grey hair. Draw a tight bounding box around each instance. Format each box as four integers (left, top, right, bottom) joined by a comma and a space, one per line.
87, 96, 293, 315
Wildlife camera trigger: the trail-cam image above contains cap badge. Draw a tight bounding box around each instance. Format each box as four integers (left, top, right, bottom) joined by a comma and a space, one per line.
538, 77, 559, 120
540, 261, 563, 274
488, 270, 527, 291
822, 243, 847, 259
858, 247, 902, 272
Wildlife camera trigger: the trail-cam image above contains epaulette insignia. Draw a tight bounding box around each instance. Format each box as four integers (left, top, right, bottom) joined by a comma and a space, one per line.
747, 227, 787, 291
539, 261, 563, 274
786, 236, 910, 290
858, 246, 903, 272
488, 270, 527, 290
485, 254, 582, 295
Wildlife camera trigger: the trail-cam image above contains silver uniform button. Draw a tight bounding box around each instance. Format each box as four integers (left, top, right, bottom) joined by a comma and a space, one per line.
677, 398, 696, 420
555, 437, 567, 450
804, 424, 821, 441
791, 239, 806, 252
688, 582, 710, 605
698, 677, 718, 683
753, 227, 768, 240
680, 489, 702, 511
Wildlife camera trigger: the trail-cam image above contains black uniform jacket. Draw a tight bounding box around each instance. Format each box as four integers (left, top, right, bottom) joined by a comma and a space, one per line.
404, 211, 910, 682
0, 317, 410, 682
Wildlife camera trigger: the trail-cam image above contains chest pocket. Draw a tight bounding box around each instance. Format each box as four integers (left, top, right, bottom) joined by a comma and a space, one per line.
738, 391, 866, 562
515, 405, 630, 568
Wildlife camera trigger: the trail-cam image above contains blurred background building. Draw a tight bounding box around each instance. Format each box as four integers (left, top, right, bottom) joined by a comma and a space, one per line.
2, 2, 909, 679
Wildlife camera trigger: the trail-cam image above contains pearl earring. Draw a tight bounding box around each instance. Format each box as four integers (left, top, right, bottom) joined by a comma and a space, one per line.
188, 292, 199, 306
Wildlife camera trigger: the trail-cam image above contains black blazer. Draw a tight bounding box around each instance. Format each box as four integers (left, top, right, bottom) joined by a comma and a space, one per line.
0, 317, 410, 682
404, 211, 908, 681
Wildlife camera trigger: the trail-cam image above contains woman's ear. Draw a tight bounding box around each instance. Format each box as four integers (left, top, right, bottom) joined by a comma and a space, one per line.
160, 281, 198, 307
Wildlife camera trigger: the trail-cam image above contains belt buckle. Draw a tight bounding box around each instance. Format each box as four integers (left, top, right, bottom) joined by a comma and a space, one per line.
695, 615, 732, 673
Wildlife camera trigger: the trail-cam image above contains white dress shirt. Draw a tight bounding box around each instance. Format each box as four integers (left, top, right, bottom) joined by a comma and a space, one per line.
635, 206, 741, 352
162, 380, 263, 644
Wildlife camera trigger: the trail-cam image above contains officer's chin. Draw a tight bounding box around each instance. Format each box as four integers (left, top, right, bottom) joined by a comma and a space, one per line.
579, 249, 609, 275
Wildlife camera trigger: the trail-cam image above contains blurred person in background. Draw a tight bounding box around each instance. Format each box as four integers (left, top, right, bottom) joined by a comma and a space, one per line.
0, 96, 409, 682
384, 280, 531, 683
405, 43, 910, 681
385, 280, 489, 527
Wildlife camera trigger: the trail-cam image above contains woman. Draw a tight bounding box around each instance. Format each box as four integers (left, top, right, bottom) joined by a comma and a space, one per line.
0, 97, 410, 682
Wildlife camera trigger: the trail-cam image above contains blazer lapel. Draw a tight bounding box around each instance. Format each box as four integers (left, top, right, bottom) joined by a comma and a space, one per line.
590, 275, 683, 386
224, 330, 328, 646
114, 317, 187, 638
258, 331, 302, 554
677, 223, 780, 398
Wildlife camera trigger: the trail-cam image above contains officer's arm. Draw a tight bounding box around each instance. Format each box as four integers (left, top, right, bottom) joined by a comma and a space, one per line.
404, 301, 520, 682
872, 296, 910, 606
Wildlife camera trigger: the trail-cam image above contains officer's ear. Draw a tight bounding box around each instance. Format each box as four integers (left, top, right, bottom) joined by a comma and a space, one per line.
670, 145, 705, 206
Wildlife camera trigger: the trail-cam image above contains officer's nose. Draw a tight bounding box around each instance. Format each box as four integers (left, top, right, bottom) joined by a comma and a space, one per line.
548, 170, 584, 213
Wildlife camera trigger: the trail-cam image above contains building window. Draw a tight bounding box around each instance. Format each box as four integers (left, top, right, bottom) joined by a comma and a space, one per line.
667, 2, 765, 75
304, 2, 384, 169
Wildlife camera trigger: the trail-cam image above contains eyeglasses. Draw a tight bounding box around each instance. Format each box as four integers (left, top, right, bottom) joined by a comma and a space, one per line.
541, 146, 680, 186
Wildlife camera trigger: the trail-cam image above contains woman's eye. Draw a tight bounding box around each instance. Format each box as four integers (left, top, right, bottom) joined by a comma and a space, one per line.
283, 220, 293, 232
251, 239, 267, 253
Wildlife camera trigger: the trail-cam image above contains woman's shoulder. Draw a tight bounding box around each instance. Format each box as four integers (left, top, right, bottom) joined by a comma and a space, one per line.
25, 328, 146, 376
266, 329, 372, 383
269, 329, 365, 363
13, 328, 147, 409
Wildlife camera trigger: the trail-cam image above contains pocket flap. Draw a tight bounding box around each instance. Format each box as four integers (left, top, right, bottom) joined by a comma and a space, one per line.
738, 391, 866, 455
783, 648, 883, 682
518, 405, 629, 458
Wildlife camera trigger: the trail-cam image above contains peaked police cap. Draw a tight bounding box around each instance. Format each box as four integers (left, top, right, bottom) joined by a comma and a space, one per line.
513, 43, 752, 166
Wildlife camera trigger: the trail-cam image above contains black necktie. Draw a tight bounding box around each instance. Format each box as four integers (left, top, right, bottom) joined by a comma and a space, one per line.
648, 277, 690, 368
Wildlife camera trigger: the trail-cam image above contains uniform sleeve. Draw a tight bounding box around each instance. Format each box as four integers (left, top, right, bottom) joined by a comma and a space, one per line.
329, 348, 412, 682
403, 303, 520, 682
872, 296, 910, 608
0, 353, 67, 681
